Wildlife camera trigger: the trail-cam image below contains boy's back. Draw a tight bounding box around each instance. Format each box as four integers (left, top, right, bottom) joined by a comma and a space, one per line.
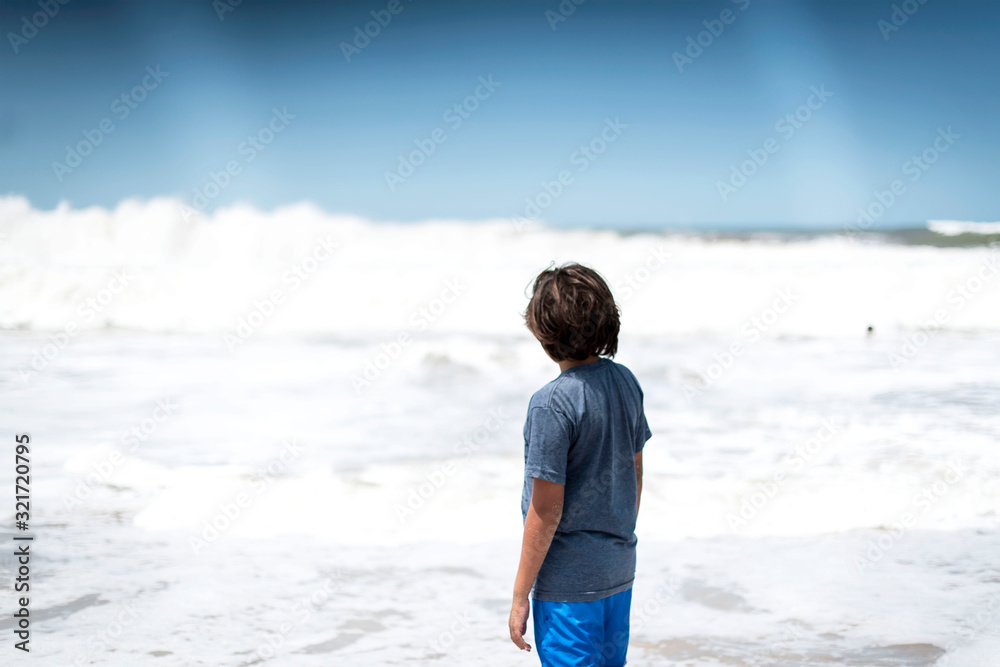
521, 357, 651, 602
508, 262, 651, 665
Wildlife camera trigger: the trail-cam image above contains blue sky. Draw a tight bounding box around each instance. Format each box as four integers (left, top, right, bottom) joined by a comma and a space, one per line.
1, 0, 998, 228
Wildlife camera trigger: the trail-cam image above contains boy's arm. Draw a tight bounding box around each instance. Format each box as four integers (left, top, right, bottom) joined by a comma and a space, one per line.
509, 477, 564, 652
635, 450, 643, 513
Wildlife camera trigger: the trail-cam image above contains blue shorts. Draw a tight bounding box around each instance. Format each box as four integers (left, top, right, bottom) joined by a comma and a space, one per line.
531, 587, 632, 667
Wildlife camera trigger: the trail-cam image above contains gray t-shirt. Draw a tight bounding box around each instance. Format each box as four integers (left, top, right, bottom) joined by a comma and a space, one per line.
521, 357, 652, 602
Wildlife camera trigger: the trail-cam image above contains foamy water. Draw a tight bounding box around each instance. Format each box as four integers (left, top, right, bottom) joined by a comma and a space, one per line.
1, 198, 999, 665
2, 196, 1000, 340
929, 220, 1000, 236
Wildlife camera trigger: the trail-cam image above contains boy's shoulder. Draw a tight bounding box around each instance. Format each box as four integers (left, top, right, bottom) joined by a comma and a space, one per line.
528, 374, 573, 412
611, 360, 643, 391
528, 358, 633, 410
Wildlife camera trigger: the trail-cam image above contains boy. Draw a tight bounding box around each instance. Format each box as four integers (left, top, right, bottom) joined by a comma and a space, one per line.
509, 263, 652, 666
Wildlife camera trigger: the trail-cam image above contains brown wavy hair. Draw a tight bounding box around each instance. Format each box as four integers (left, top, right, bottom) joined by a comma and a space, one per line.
524, 263, 620, 361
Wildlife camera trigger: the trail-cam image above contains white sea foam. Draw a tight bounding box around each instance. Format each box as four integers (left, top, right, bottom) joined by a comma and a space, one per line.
3, 196, 1000, 339
3, 197, 1000, 665
8, 325, 1000, 665
929, 219, 1000, 236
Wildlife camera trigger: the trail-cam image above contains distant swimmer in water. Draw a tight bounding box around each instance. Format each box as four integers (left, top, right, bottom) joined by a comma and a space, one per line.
867, 325, 875, 336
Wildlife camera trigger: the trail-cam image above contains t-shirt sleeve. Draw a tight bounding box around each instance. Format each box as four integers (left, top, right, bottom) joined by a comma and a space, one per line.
635, 407, 652, 454
524, 406, 574, 485
634, 380, 652, 453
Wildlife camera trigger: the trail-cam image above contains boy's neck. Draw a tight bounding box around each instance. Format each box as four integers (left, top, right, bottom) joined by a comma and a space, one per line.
557, 355, 601, 373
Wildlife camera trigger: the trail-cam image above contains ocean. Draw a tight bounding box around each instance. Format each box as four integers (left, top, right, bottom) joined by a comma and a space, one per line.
1, 196, 999, 665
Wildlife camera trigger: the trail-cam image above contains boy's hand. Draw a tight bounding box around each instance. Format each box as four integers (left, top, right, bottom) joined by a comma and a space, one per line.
508, 595, 532, 652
